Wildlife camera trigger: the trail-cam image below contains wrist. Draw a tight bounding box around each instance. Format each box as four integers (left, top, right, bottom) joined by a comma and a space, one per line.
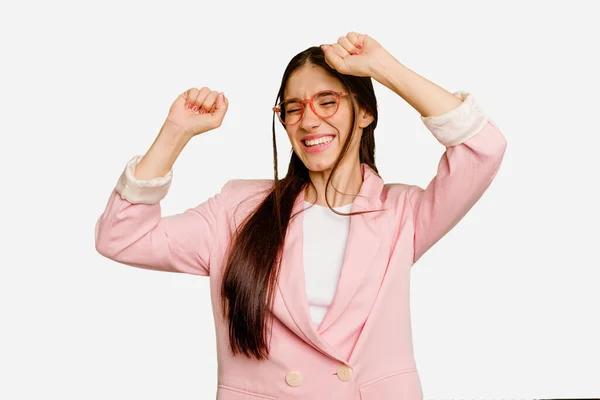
133, 125, 190, 180
369, 50, 406, 89
160, 120, 194, 143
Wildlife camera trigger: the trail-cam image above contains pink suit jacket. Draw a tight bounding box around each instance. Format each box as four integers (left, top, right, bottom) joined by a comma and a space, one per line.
95, 91, 507, 399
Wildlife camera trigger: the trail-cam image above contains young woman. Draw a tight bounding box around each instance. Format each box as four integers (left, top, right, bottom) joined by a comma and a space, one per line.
95, 32, 506, 399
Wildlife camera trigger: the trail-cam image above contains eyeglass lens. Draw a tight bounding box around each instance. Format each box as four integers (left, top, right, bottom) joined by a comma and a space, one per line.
279, 91, 340, 125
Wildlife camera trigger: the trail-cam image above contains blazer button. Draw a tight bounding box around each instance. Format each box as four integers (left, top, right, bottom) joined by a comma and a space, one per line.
337, 365, 353, 381
285, 371, 302, 387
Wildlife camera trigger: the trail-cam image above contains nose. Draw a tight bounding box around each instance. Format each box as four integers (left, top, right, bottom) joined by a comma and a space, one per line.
299, 102, 321, 131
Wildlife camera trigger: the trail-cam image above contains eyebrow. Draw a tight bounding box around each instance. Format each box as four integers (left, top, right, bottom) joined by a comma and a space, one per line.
283, 93, 307, 102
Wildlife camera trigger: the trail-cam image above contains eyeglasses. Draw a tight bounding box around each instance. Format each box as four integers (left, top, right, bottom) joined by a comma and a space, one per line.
272, 90, 350, 126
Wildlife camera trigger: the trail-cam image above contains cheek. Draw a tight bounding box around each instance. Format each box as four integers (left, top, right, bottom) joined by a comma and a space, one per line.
285, 128, 297, 143
334, 117, 363, 150
285, 129, 303, 152
330, 112, 353, 139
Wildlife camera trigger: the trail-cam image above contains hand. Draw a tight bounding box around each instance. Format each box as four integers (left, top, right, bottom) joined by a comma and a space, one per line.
320, 32, 390, 77
165, 87, 229, 138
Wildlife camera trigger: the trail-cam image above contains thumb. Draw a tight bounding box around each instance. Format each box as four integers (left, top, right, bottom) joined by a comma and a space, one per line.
175, 92, 188, 109
208, 92, 228, 125
213, 92, 228, 114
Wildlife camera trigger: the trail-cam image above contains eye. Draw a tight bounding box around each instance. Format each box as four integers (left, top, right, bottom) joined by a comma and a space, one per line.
316, 92, 337, 105
285, 101, 302, 114
319, 101, 336, 107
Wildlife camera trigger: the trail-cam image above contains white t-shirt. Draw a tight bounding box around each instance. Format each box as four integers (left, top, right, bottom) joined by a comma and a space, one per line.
302, 201, 352, 328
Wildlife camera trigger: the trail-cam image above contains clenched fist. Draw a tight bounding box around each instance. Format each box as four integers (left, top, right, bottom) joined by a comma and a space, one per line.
165, 87, 229, 138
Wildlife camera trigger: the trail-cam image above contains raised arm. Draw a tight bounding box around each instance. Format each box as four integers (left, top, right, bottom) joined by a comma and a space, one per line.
407, 92, 506, 263
356, 42, 507, 263
95, 87, 230, 275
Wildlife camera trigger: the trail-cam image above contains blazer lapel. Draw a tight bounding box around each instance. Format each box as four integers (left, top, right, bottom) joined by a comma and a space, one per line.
274, 189, 344, 360
316, 164, 384, 334
273, 163, 385, 360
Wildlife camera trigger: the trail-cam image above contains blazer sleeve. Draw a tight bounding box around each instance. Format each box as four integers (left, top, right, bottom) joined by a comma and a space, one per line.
94, 155, 230, 276
408, 91, 507, 264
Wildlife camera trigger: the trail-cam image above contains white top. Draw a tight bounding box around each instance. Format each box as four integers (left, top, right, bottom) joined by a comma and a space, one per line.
302, 201, 352, 328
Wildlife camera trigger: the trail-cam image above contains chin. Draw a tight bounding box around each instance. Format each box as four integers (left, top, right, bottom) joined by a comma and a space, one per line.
293, 140, 345, 172
302, 157, 336, 172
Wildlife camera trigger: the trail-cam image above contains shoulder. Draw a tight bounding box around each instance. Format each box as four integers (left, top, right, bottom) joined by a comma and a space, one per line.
219, 178, 275, 213
382, 182, 424, 215
383, 182, 420, 200
222, 178, 274, 196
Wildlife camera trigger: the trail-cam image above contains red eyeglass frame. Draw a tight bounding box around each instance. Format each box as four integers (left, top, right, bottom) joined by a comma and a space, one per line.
272, 90, 353, 126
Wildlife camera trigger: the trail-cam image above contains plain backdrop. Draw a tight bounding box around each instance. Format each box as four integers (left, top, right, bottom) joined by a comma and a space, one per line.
1, 0, 598, 399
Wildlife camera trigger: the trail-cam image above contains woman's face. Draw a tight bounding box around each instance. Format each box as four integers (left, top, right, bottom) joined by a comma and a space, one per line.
283, 64, 373, 172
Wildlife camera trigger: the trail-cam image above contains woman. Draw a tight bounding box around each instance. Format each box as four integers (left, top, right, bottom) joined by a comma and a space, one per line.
95, 32, 506, 399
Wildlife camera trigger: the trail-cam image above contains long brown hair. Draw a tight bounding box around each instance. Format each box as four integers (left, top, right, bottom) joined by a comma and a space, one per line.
220, 46, 381, 360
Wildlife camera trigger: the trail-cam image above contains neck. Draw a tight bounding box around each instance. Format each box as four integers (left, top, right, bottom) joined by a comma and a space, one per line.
304, 160, 363, 207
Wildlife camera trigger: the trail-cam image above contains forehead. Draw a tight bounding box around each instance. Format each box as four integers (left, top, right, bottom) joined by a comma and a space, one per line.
284, 64, 343, 100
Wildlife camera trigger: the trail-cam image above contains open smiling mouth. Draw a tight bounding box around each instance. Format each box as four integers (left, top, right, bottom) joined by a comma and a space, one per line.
301, 135, 336, 152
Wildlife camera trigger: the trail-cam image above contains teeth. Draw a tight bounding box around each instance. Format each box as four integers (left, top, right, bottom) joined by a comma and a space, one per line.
305, 136, 334, 147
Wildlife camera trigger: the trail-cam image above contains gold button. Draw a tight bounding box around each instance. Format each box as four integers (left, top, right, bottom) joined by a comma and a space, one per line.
285, 371, 302, 387
337, 365, 353, 381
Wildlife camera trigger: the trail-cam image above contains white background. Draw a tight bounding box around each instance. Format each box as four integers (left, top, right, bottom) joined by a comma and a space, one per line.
1, 0, 599, 399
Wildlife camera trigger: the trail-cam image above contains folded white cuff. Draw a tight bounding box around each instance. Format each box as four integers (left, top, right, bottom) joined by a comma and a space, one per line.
115, 155, 173, 204
420, 91, 490, 147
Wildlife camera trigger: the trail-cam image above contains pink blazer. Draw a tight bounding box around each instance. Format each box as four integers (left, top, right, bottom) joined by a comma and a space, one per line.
95, 91, 507, 399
